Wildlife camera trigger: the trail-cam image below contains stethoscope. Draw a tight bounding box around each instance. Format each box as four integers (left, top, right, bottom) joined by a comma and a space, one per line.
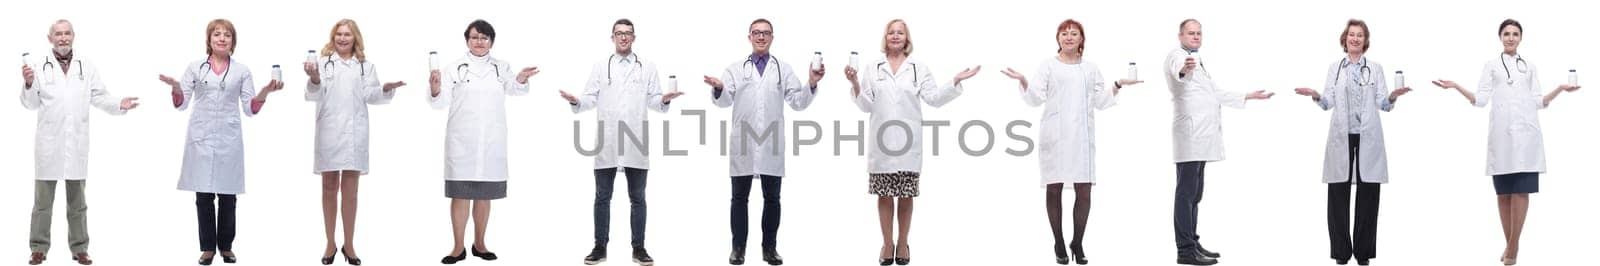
606, 53, 643, 86
742, 55, 784, 87
1335, 58, 1375, 87
874, 61, 919, 84
455, 61, 502, 84
321, 57, 367, 78
196, 57, 232, 87
1500, 54, 1528, 86
38, 58, 84, 82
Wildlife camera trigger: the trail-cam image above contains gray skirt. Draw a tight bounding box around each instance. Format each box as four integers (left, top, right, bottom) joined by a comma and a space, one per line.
445, 181, 507, 200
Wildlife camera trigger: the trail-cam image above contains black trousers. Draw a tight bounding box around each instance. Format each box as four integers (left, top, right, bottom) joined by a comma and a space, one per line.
731, 175, 781, 251
1173, 161, 1206, 257
1329, 134, 1381, 261
196, 193, 237, 252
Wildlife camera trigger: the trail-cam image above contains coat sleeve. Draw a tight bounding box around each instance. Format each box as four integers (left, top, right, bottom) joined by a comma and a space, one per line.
916, 63, 962, 108
173, 63, 197, 111
305, 60, 324, 102
1317, 63, 1338, 110
85, 63, 127, 115
1020, 63, 1049, 107
1373, 64, 1394, 112
503, 61, 530, 96
429, 66, 455, 110
783, 62, 816, 111
239, 69, 260, 117
1089, 65, 1116, 110
572, 62, 603, 113
711, 64, 738, 108
363, 63, 395, 105
851, 66, 874, 113
20, 62, 42, 110
644, 63, 669, 113
1474, 61, 1495, 108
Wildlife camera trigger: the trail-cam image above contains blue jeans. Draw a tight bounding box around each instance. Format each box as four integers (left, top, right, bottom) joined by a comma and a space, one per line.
594, 167, 648, 248
731, 175, 782, 251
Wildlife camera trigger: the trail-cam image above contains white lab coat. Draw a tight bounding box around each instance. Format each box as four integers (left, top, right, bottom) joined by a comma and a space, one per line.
1164, 48, 1248, 163
305, 55, 395, 175
1474, 54, 1546, 176
851, 57, 963, 174
1019, 59, 1115, 186
711, 55, 816, 177
20, 56, 128, 181
174, 59, 258, 194
1312, 58, 1392, 184
429, 53, 530, 182
572, 53, 669, 170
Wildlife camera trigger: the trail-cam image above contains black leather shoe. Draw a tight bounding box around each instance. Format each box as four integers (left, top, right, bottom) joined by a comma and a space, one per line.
440, 249, 467, 264
1054, 243, 1070, 265
1355, 258, 1370, 266
1335, 258, 1349, 265
1070, 245, 1088, 265
1176, 254, 1218, 265
728, 248, 746, 265
632, 248, 654, 266
1197, 246, 1221, 258
584, 245, 607, 265
470, 245, 498, 261
761, 249, 784, 265
220, 252, 237, 264
341, 246, 362, 265
321, 255, 335, 265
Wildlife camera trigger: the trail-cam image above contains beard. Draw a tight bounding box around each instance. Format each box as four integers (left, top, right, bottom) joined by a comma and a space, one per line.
53, 45, 72, 57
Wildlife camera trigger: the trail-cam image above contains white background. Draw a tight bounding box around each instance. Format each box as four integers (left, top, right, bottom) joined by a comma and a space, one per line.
2, 0, 1596, 265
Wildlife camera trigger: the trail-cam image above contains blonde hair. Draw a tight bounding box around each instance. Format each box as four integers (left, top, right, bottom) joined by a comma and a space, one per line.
880, 19, 912, 56
320, 19, 367, 62
205, 19, 236, 56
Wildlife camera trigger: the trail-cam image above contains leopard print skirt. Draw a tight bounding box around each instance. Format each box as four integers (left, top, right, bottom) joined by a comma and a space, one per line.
868, 171, 921, 198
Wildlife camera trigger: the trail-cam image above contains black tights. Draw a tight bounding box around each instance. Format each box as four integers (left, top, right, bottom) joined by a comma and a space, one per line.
1046, 183, 1091, 257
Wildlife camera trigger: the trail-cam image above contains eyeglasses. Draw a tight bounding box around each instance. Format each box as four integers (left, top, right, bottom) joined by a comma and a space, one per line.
613, 31, 635, 37
749, 30, 772, 37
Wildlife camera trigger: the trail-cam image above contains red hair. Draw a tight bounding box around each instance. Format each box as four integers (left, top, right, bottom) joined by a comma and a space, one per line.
1056, 19, 1085, 53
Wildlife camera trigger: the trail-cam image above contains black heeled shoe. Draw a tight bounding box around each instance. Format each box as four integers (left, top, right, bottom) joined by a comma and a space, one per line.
470, 245, 498, 261
341, 246, 362, 265
893, 245, 909, 265
1054, 243, 1071, 265
321, 255, 335, 265
1069, 245, 1088, 265
440, 249, 467, 264
879, 245, 894, 266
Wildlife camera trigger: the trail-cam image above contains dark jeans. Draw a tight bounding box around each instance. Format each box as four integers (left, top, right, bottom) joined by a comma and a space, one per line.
1174, 161, 1206, 257
1330, 134, 1381, 261
594, 167, 648, 249
731, 175, 782, 251
196, 193, 237, 252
